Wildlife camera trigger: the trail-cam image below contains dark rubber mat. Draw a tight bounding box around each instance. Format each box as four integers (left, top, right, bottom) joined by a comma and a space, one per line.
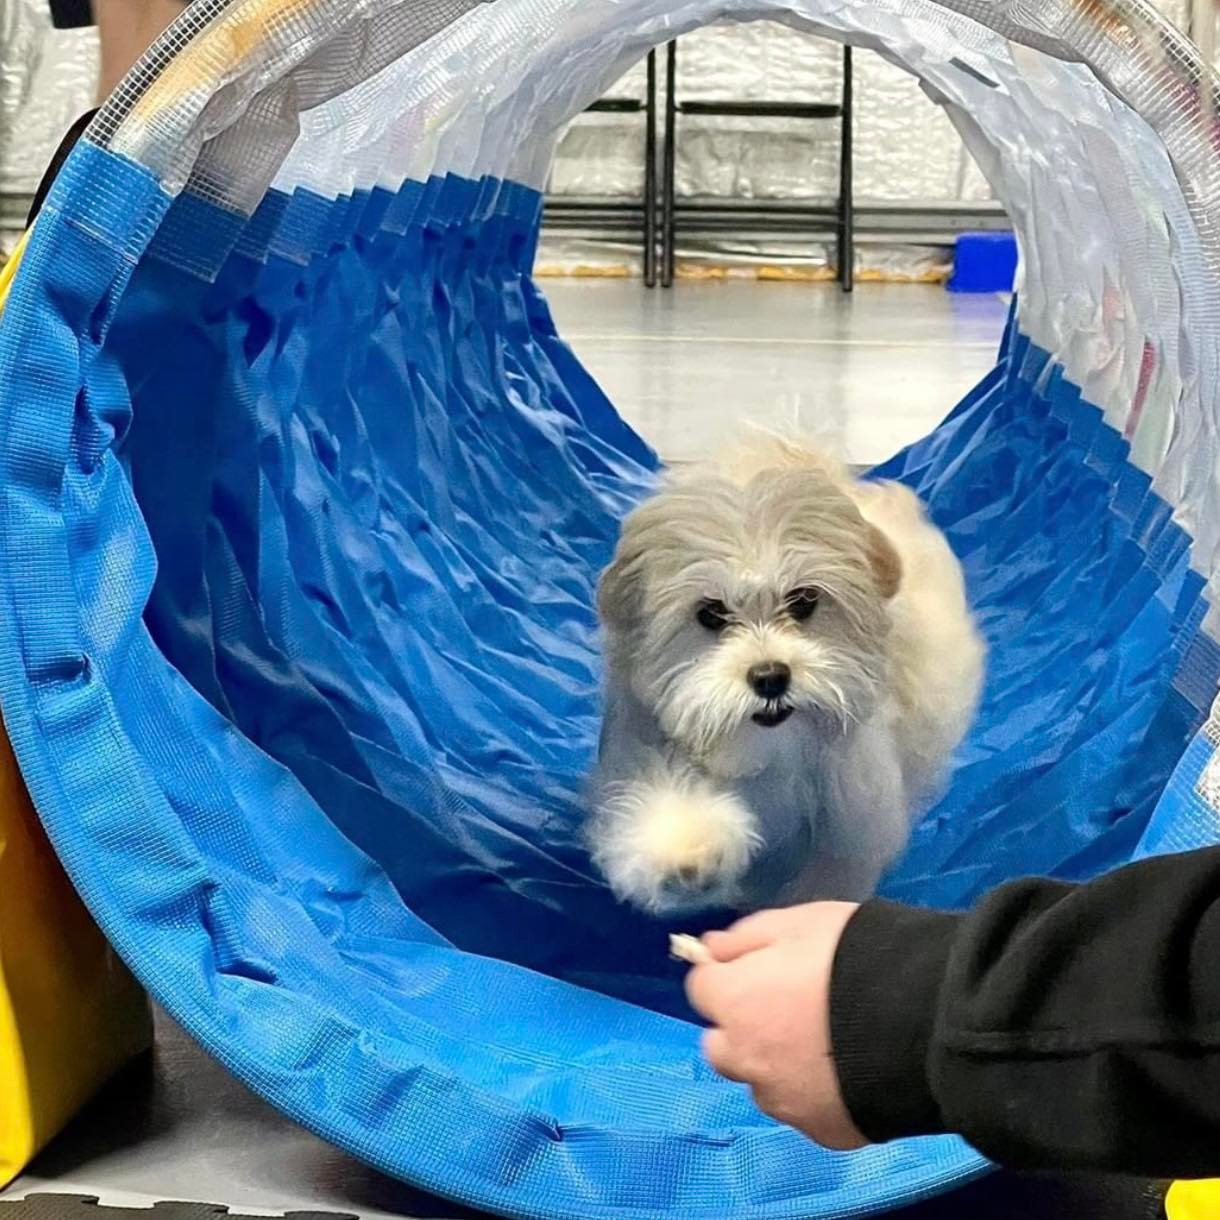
1, 1178, 1169, 1220
0, 1197, 356, 1220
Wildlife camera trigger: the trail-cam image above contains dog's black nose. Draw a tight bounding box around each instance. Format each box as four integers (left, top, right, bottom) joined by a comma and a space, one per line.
748, 661, 791, 700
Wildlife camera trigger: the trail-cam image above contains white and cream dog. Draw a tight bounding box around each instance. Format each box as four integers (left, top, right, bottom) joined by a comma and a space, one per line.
587, 436, 984, 914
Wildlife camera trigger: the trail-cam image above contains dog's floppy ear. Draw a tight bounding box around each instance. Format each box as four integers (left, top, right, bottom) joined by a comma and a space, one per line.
865, 524, 902, 599
598, 544, 645, 630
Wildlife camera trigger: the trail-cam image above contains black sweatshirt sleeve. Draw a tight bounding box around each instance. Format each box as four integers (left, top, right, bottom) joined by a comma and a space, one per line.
829, 846, 1220, 1177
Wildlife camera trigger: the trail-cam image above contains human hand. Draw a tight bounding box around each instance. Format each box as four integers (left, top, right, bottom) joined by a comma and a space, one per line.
684, 902, 868, 1150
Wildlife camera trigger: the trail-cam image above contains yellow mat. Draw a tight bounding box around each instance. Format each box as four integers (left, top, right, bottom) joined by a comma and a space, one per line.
1167, 1181, 1220, 1220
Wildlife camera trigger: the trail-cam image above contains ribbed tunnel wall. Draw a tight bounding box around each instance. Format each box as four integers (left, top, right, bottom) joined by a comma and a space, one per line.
2, 1, 1220, 1216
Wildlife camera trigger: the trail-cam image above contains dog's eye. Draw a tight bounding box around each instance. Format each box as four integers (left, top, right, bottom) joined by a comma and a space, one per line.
696, 599, 731, 631
787, 588, 821, 622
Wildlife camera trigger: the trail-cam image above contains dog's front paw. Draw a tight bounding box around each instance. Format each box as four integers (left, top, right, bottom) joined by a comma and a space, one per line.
591, 779, 761, 913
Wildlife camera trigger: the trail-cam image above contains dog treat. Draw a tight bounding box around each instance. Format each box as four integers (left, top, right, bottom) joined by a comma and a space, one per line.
669, 933, 712, 965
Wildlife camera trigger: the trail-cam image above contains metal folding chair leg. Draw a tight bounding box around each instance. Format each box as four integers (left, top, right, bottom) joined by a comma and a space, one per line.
838, 45, 854, 293
644, 49, 658, 288
661, 40, 678, 288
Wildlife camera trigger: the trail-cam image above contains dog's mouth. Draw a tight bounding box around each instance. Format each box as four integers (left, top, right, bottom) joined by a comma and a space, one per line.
752, 704, 794, 728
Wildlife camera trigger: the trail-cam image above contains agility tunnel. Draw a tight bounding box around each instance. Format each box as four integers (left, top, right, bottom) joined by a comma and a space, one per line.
2, 0, 1220, 1213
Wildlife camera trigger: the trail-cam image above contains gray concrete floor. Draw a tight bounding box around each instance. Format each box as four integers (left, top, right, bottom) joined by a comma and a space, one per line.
543, 279, 1008, 464
1, 280, 1008, 1219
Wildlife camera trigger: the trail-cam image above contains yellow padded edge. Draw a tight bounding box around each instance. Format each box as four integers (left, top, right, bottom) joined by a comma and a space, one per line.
0, 230, 31, 301
0, 229, 152, 1188
1167, 1181, 1220, 1220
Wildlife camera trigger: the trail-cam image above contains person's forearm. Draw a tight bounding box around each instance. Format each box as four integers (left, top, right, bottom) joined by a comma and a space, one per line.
830, 847, 1220, 1176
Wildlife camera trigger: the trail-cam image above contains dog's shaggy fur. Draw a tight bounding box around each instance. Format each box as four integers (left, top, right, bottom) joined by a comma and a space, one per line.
588, 436, 985, 914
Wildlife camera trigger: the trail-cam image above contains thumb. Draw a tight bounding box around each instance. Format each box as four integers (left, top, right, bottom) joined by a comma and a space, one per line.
703, 906, 804, 962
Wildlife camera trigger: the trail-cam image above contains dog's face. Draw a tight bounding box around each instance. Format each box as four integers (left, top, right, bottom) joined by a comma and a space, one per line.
599, 468, 900, 777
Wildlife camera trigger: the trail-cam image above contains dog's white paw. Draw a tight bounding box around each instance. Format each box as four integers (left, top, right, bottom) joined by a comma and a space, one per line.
591, 778, 761, 913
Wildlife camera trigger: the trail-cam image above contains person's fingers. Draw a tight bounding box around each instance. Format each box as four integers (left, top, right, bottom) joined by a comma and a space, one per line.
818, 1125, 870, 1152
684, 960, 730, 1019
702, 906, 810, 962
701, 1028, 748, 1083
749, 1081, 793, 1126
701, 929, 754, 963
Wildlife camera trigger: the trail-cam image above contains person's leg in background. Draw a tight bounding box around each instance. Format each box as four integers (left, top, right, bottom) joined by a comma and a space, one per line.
26, 0, 186, 227
93, 0, 185, 99
47, 0, 186, 102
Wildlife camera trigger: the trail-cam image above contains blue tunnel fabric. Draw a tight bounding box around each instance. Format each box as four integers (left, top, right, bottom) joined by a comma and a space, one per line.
0, 138, 1218, 1218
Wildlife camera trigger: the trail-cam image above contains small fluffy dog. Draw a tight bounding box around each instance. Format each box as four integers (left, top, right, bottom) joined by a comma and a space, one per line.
587, 436, 984, 914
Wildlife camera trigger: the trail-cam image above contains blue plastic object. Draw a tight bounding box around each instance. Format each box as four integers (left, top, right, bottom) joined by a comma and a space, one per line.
947, 231, 1019, 293
0, 140, 1217, 1220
